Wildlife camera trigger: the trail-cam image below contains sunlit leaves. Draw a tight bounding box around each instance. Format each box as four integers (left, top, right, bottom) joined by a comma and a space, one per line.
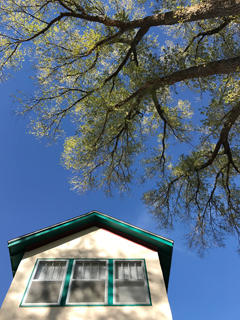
0, 0, 240, 253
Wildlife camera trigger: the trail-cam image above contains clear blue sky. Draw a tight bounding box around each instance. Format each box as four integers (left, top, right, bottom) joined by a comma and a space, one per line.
0, 65, 239, 320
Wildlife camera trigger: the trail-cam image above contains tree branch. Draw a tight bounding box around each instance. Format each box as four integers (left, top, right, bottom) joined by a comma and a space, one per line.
12, 0, 240, 46
112, 56, 240, 110
196, 102, 240, 171
104, 26, 149, 83
59, 0, 240, 30
152, 91, 180, 141
183, 17, 232, 53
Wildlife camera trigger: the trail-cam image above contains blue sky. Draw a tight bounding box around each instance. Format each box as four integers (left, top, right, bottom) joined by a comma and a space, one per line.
0, 64, 240, 320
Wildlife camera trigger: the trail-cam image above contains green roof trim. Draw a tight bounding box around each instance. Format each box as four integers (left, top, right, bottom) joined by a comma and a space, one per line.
94, 213, 172, 246
8, 211, 173, 290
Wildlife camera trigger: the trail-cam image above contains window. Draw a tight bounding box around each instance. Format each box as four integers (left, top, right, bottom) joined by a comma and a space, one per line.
21, 259, 151, 307
114, 260, 150, 304
66, 260, 108, 305
22, 260, 68, 305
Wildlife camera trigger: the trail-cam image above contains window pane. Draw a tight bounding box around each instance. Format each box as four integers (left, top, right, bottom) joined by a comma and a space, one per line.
34, 261, 66, 280
91, 263, 99, 279
73, 261, 106, 280
115, 262, 130, 280
99, 262, 106, 280
68, 281, 105, 303
73, 262, 83, 279
115, 262, 121, 279
115, 280, 147, 303
123, 263, 129, 279
116, 262, 142, 280
129, 262, 137, 280
84, 263, 91, 279
25, 281, 62, 304
136, 262, 143, 279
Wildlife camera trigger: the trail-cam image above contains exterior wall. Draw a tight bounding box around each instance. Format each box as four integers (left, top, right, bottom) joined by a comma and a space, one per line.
0, 227, 172, 320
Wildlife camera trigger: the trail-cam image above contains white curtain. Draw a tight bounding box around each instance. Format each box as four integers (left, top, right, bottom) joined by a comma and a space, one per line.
115, 261, 143, 280
114, 261, 148, 304
34, 261, 67, 281
73, 262, 106, 280
67, 261, 107, 304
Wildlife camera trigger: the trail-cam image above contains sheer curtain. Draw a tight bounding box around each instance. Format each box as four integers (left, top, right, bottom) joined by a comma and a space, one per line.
114, 261, 149, 304
34, 261, 67, 280
67, 261, 107, 304
25, 260, 67, 304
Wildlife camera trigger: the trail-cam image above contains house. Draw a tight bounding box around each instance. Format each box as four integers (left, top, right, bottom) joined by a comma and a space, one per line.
0, 210, 173, 320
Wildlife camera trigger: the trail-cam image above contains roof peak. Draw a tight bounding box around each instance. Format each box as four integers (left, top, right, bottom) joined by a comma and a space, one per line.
8, 210, 173, 245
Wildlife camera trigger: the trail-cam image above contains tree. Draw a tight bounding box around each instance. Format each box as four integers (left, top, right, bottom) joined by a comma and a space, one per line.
1, 0, 240, 254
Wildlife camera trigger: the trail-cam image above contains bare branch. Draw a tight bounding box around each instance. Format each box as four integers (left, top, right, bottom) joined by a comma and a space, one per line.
104, 26, 149, 83
196, 102, 240, 171
184, 17, 232, 53
152, 90, 180, 140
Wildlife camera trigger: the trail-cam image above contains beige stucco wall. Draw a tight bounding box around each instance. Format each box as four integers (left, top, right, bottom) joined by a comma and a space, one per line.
0, 227, 172, 320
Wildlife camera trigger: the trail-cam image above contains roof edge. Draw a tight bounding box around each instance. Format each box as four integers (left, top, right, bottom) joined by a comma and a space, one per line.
8, 210, 173, 247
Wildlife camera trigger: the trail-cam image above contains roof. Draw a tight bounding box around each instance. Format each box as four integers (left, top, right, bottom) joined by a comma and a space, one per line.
8, 210, 174, 290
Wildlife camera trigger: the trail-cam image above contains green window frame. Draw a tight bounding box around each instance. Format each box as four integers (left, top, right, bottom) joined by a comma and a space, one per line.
21, 258, 151, 307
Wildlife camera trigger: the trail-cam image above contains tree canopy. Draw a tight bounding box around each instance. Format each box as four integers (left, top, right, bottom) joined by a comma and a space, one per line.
1, 0, 240, 254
